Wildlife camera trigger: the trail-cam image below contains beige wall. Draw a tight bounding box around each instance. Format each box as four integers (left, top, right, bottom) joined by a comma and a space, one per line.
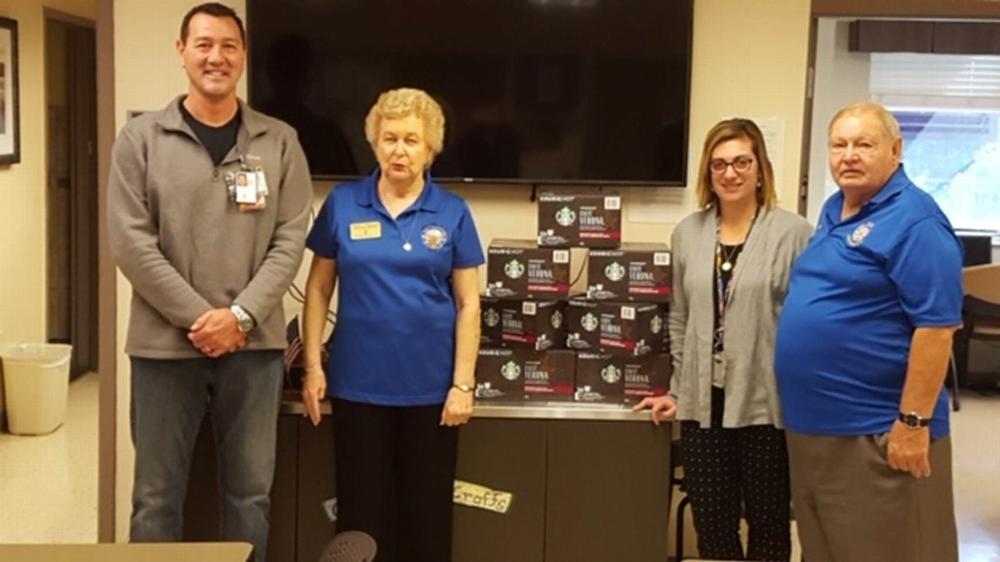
0, 0, 95, 344
111, 0, 810, 540
806, 18, 871, 223
0, 0, 96, 426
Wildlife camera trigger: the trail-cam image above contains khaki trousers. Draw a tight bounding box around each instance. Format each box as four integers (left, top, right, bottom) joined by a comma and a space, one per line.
785, 431, 958, 562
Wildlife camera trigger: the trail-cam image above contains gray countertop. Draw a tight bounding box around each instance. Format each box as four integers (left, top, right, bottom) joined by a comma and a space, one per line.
280, 397, 658, 423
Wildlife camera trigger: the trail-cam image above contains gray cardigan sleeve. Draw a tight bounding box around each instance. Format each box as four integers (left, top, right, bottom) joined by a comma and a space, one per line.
233, 128, 312, 324
668, 225, 687, 401
107, 126, 213, 328
771, 216, 814, 302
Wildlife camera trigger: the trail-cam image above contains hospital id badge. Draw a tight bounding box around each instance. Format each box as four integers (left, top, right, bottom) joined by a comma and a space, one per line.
234, 171, 258, 204
254, 166, 270, 197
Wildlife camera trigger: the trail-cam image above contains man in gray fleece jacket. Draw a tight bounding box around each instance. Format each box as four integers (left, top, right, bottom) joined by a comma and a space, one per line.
106, 4, 311, 561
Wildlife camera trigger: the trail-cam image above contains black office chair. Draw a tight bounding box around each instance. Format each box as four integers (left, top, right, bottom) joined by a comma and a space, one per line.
319, 531, 377, 562
670, 438, 693, 561
947, 352, 961, 412
955, 264, 1000, 395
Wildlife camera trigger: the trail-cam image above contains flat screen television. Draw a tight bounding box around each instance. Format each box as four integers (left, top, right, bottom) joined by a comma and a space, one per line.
247, 0, 693, 185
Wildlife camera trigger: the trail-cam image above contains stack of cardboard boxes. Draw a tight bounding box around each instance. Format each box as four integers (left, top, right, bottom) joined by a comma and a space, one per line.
476, 192, 673, 406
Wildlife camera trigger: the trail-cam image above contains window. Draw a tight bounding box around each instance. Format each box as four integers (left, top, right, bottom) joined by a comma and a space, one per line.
891, 108, 1000, 231
872, 53, 1000, 232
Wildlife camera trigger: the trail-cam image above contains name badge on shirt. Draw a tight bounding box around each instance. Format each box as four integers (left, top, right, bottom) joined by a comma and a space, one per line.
234, 171, 258, 204
350, 221, 382, 240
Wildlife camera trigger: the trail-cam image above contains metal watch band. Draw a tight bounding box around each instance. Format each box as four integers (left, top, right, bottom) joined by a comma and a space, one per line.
230, 304, 255, 333
452, 383, 473, 393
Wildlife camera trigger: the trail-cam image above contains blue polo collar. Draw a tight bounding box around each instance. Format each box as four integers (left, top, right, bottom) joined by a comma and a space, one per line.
868, 165, 909, 206
824, 165, 910, 226
355, 167, 444, 214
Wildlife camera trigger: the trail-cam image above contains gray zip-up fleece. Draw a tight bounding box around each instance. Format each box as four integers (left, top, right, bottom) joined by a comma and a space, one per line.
668, 206, 813, 428
108, 96, 312, 358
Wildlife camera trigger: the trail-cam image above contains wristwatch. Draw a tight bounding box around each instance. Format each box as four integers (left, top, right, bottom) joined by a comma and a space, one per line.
898, 411, 930, 429
452, 383, 474, 393
230, 304, 256, 334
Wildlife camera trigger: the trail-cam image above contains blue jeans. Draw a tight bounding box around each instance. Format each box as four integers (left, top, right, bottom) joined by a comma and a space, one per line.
129, 351, 283, 562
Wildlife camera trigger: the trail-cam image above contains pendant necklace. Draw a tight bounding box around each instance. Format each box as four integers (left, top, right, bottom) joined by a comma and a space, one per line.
382, 180, 424, 252
719, 244, 738, 272
715, 205, 760, 273
400, 208, 420, 252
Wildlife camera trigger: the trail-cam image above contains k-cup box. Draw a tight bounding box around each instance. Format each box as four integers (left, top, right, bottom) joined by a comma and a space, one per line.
566, 298, 666, 356
501, 300, 566, 351
523, 350, 576, 402
623, 353, 672, 405
587, 242, 672, 302
537, 192, 622, 248
481, 295, 502, 347
661, 306, 671, 351
574, 352, 626, 404
474, 348, 525, 402
487, 239, 572, 299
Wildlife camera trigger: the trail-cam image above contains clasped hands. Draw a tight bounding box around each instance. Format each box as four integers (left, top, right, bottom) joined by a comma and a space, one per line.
188, 307, 246, 358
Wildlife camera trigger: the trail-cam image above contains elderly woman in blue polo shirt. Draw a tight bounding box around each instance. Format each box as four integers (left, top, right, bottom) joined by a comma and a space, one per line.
301, 87, 484, 562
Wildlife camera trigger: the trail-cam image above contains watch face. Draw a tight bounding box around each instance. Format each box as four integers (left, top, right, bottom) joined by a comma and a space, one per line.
899, 412, 927, 428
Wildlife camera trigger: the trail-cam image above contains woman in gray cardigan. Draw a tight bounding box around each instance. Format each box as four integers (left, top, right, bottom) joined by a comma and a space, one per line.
634, 119, 813, 561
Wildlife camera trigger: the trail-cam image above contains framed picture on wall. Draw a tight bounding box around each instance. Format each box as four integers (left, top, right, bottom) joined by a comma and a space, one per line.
0, 17, 19, 166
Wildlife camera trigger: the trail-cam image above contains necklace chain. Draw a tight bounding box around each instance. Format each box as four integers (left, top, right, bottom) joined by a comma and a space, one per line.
400, 208, 421, 251
715, 206, 759, 272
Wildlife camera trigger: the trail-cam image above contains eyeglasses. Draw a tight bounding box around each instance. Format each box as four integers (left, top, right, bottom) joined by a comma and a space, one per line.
709, 156, 755, 174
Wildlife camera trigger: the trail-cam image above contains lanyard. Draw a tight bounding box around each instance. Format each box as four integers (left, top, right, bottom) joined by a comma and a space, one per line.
712, 206, 759, 352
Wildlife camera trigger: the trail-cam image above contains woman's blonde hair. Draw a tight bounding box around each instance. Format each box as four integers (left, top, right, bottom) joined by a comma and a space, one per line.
695, 118, 777, 210
364, 88, 446, 160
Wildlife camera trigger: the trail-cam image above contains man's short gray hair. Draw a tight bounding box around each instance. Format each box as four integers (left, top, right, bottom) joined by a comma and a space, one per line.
828, 101, 901, 141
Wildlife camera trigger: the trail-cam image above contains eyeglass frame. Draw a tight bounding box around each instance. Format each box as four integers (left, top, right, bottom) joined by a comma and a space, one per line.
709, 155, 756, 175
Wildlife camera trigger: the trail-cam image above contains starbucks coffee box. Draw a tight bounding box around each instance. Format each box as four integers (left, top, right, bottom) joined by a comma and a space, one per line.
566, 298, 666, 356
487, 239, 571, 299
523, 350, 576, 402
474, 348, 525, 402
623, 353, 672, 405
500, 300, 566, 350
587, 242, 672, 302
480, 295, 503, 347
537, 192, 622, 248
661, 307, 671, 351
574, 352, 625, 404
565, 298, 601, 351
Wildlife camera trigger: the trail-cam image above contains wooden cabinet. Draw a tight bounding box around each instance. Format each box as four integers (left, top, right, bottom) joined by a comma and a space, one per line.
452, 419, 548, 562
849, 20, 1000, 55
184, 404, 673, 562
544, 420, 671, 562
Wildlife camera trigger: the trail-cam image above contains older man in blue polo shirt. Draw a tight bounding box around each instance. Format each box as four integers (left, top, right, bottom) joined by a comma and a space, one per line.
775, 102, 961, 562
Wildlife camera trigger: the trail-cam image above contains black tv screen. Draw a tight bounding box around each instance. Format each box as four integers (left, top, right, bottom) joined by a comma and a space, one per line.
247, 0, 692, 185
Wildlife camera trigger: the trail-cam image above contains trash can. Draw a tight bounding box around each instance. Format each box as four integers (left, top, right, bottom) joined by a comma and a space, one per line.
0, 343, 73, 435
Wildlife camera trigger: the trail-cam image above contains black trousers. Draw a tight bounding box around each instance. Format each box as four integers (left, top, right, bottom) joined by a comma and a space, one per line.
680, 387, 791, 561
332, 398, 459, 562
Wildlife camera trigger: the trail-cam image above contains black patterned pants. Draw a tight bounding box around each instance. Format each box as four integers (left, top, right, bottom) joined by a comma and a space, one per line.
679, 387, 791, 561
